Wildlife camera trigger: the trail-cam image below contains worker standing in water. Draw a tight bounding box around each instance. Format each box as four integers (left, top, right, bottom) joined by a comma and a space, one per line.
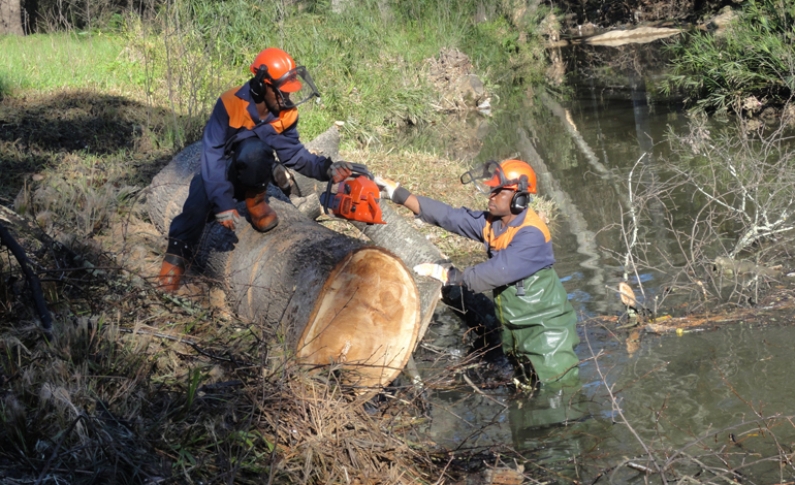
376, 159, 579, 386
157, 47, 352, 293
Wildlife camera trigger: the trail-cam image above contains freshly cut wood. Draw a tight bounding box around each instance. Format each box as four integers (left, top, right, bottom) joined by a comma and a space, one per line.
298, 248, 419, 385
351, 205, 444, 343
147, 138, 421, 390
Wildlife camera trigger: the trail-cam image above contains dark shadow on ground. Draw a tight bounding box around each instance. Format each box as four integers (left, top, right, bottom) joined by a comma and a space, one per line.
0, 90, 203, 202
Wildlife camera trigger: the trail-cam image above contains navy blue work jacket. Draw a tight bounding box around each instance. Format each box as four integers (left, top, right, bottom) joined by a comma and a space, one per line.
200, 83, 330, 213
415, 195, 556, 293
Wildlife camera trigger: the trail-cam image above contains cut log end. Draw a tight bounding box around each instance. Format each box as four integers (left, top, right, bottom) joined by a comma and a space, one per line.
296, 247, 420, 389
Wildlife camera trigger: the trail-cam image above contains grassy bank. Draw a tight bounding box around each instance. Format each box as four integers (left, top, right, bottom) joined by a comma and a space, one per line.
2, 0, 548, 144
0, 1, 551, 483
665, 0, 795, 113
0, 34, 132, 94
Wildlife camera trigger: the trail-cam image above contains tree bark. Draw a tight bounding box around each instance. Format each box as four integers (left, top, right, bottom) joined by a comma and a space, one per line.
0, 0, 23, 35
147, 135, 422, 390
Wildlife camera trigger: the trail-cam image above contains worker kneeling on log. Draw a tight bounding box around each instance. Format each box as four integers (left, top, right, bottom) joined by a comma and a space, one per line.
376, 159, 580, 386
158, 47, 353, 292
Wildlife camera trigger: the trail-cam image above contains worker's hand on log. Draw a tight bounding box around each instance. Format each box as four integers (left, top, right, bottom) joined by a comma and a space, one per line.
327, 160, 353, 183
375, 175, 412, 205
216, 209, 242, 231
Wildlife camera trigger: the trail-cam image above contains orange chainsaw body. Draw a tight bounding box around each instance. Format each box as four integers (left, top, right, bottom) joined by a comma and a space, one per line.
326, 173, 386, 225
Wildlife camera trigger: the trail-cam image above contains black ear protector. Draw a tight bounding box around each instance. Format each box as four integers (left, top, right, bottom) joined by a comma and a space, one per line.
510, 175, 530, 214
249, 65, 269, 104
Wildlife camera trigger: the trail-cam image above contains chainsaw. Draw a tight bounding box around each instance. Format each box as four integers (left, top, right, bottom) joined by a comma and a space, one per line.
320, 163, 386, 225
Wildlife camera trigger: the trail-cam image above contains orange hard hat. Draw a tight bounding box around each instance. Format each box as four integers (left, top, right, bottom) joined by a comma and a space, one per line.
249, 48, 302, 92
483, 159, 537, 194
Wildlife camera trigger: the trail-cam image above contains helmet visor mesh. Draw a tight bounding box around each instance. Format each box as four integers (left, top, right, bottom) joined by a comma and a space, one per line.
460, 161, 508, 195
273, 66, 320, 108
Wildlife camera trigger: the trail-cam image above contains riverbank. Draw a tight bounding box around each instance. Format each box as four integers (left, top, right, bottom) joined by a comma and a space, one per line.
0, 2, 553, 482
4, 1, 795, 483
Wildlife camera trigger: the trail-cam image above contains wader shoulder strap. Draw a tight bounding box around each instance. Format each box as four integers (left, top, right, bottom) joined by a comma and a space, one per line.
515, 278, 525, 296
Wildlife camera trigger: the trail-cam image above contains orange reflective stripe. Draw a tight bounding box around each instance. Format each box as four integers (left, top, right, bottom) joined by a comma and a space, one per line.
483, 210, 551, 251
220, 87, 256, 130
219, 87, 297, 133
269, 108, 298, 134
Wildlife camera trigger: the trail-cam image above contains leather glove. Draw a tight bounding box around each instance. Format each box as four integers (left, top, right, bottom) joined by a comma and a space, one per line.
327, 160, 353, 183
414, 263, 450, 284
374, 175, 400, 199
414, 263, 463, 286
216, 209, 242, 231
375, 175, 411, 205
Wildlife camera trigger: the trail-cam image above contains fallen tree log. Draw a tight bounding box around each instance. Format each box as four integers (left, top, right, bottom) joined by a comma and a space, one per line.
282, 128, 446, 341
147, 140, 421, 390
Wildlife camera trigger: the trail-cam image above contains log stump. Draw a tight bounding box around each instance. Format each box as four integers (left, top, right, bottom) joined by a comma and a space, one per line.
147, 139, 421, 389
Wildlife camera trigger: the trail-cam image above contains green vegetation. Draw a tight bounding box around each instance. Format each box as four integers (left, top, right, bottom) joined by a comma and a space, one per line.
2, 0, 549, 146
0, 1, 553, 483
0, 33, 131, 93
665, 0, 795, 112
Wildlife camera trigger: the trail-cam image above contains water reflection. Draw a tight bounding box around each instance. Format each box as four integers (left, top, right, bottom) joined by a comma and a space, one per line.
421, 309, 795, 484
409, 39, 795, 484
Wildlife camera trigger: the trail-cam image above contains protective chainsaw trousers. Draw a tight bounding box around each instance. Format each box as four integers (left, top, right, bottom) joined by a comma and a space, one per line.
166, 137, 275, 260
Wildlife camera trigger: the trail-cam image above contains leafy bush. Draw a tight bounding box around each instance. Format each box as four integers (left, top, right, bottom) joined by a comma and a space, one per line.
665, 0, 795, 112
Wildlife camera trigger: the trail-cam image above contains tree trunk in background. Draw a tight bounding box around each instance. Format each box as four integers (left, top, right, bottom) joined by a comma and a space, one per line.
0, 0, 24, 35
147, 133, 423, 391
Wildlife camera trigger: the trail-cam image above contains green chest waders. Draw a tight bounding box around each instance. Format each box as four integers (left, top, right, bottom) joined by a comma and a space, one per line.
495, 267, 580, 384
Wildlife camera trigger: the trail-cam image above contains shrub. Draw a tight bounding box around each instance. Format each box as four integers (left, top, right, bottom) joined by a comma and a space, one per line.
665, 0, 795, 113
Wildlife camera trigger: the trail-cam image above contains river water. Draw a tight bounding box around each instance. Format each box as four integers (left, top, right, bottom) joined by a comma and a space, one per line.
414, 41, 795, 484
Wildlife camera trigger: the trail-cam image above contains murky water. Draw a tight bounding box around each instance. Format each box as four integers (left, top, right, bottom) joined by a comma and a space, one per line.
415, 42, 795, 483
419, 316, 795, 483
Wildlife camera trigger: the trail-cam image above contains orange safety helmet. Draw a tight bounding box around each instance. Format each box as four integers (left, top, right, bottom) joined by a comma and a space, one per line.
250, 47, 302, 92
461, 159, 537, 195
249, 48, 320, 108
482, 159, 537, 194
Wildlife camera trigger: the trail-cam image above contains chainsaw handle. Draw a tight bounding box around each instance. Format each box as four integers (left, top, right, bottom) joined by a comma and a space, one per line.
348, 163, 373, 179
322, 179, 334, 215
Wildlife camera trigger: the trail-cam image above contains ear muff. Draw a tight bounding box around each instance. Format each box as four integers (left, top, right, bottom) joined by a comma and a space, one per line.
510, 191, 529, 213
510, 175, 530, 214
249, 66, 269, 104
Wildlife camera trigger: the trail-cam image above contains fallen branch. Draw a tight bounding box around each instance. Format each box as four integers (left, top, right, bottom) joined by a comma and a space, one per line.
461, 373, 508, 409
0, 220, 53, 341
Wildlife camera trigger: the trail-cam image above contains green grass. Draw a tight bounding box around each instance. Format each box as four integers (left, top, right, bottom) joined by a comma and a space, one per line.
0, 33, 139, 95
2, 1, 550, 145
664, 0, 795, 112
